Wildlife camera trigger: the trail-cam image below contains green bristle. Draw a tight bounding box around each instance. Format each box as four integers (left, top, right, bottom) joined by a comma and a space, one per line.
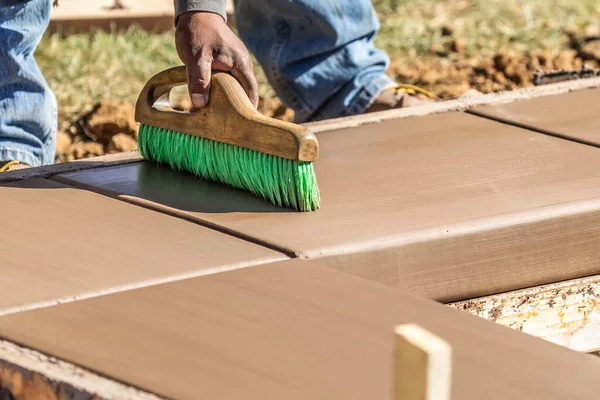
138, 123, 320, 211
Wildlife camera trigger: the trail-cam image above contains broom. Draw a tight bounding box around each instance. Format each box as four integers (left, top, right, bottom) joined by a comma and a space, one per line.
134, 66, 320, 212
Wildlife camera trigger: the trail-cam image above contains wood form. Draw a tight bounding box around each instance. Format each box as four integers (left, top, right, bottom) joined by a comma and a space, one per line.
393, 324, 452, 400
48, 0, 236, 33
49, 0, 175, 33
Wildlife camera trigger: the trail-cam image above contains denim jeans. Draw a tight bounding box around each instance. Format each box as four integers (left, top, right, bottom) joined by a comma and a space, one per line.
0, 0, 56, 166
0, 0, 393, 166
235, 0, 396, 123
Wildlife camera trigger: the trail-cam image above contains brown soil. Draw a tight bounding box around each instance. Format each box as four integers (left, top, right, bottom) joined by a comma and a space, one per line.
55, 96, 297, 163
54, 35, 600, 163
389, 49, 598, 101
56, 100, 139, 163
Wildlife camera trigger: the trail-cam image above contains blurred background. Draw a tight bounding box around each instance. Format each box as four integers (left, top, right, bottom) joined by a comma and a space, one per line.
44, 0, 600, 162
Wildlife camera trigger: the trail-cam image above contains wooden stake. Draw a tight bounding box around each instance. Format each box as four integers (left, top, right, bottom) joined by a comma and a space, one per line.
393, 324, 452, 400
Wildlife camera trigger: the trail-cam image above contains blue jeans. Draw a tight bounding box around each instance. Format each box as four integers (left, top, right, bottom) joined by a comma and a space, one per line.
235, 0, 396, 123
0, 0, 393, 166
0, 0, 56, 166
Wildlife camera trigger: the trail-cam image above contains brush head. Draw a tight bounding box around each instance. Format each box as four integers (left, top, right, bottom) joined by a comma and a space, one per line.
135, 67, 321, 211
138, 124, 321, 212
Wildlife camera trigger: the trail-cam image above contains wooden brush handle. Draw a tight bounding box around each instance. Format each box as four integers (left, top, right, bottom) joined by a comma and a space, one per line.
135, 66, 319, 162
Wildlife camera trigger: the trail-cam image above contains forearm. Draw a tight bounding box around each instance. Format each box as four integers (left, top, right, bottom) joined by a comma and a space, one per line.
174, 0, 227, 23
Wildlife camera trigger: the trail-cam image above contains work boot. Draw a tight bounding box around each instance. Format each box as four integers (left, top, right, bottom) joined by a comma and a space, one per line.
0, 161, 31, 173
365, 84, 436, 114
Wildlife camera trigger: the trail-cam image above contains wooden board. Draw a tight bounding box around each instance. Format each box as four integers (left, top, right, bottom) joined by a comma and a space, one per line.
49, 0, 236, 33
0, 178, 284, 313
0, 259, 599, 400
54, 112, 600, 302
49, 0, 174, 33
472, 88, 600, 147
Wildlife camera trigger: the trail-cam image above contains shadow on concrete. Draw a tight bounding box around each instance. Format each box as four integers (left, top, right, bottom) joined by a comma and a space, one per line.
3, 160, 295, 214
132, 162, 293, 214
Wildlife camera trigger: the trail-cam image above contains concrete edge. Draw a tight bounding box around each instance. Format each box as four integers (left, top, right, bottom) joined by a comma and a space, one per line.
51, 173, 299, 257
0, 151, 143, 183
0, 339, 164, 400
305, 76, 600, 133
3, 76, 600, 184
0, 258, 286, 318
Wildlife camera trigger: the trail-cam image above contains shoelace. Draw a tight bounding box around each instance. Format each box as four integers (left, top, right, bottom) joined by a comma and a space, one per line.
0, 161, 20, 173
387, 84, 437, 100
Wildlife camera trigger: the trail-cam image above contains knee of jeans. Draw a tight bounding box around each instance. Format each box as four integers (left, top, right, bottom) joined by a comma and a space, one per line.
0, 0, 53, 53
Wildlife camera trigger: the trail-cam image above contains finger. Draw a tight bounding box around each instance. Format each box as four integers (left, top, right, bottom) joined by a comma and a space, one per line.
230, 56, 259, 108
187, 55, 213, 108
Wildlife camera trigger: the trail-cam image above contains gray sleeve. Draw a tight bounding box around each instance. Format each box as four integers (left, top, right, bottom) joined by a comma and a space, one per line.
174, 0, 228, 24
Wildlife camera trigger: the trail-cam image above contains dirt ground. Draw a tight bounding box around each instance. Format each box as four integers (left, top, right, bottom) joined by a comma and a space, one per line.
55, 33, 600, 163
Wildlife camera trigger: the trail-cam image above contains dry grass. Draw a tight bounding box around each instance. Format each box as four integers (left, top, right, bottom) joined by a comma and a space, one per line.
36, 0, 600, 128
36, 26, 179, 127
373, 0, 600, 57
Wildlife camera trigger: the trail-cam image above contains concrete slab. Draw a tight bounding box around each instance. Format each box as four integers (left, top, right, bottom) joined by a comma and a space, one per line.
4, 76, 599, 184
305, 76, 600, 133
53, 112, 600, 302
1, 259, 599, 400
472, 88, 600, 147
0, 178, 285, 314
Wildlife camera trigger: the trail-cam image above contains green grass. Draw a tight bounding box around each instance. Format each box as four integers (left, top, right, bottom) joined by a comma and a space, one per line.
36, 1, 600, 125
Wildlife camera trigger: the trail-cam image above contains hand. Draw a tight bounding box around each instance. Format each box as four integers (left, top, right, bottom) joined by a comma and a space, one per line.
175, 12, 259, 108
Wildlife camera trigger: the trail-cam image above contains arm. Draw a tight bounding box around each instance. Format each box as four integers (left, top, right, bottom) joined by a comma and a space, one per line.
174, 1, 258, 109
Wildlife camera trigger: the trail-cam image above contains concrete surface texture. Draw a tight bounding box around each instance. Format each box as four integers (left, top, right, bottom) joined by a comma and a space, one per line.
472, 87, 600, 146
55, 109, 600, 302
1, 260, 600, 400
0, 178, 284, 315
1, 82, 600, 399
